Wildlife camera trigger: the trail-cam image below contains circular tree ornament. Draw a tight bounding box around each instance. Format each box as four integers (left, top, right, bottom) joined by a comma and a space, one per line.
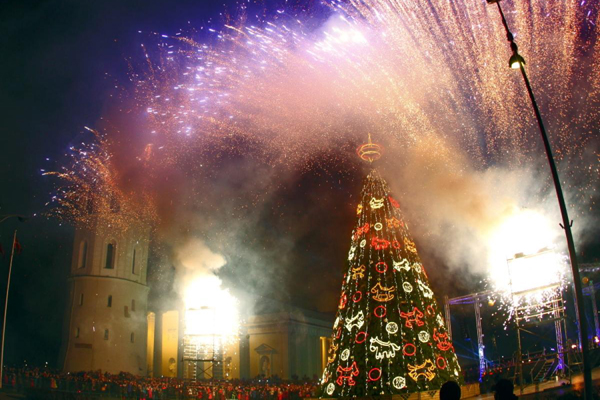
341, 349, 350, 361
326, 383, 335, 396
386, 322, 399, 334
402, 282, 413, 292
392, 376, 407, 390
418, 331, 430, 343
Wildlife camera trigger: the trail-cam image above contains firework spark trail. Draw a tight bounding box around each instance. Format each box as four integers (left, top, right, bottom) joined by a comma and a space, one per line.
48, 0, 598, 249
44, 128, 157, 229
133, 0, 598, 176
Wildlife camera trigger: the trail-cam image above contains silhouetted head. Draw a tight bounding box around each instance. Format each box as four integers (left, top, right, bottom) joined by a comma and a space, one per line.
494, 379, 516, 400
440, 380, 461, 400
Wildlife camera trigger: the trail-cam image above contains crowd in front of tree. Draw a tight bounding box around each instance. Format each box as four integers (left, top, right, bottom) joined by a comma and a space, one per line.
2, 367, 318, 400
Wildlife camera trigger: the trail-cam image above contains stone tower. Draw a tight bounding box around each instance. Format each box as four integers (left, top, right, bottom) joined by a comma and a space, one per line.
61, 216, 151, 375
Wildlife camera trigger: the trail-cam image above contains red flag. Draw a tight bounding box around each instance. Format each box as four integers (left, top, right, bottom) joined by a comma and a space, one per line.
14, 239, 22, 255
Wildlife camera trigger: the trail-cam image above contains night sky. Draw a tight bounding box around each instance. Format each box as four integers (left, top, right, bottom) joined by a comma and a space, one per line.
0, 0, 256, 368
0, 0, 598, 371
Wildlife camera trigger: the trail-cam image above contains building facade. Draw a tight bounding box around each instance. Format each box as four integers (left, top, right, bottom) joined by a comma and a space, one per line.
150, 307, 332, 380
60, 217, 151, 374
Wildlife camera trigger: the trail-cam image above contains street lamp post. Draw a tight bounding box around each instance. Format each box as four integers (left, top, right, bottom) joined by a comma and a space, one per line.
0, 215, 27, 390
485, 1, 592, 398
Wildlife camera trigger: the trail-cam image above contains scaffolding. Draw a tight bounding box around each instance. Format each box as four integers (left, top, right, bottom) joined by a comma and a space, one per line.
182, 307, 224, 381
444, 249, 569, 388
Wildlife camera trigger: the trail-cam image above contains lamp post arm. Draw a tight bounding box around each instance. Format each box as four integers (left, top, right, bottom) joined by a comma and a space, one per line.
518, 64, 592, 400
487, 1, 593, 398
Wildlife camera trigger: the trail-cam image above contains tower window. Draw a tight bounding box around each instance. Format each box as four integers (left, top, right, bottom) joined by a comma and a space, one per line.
132, 247, 137, 274
85, 197, 94, 214
79, 293, 84, 306
131, 299, 136, 312
130, 332, 135, 343
75, 327, 80, 338
124, 306, 130, 318
78, 241, 88, 269
104, 329, 109, 340
105, 242, 115, 269
107, 295, 112, 307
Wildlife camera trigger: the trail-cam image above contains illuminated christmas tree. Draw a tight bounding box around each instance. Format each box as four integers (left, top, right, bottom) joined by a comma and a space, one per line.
320, 136, 461, 397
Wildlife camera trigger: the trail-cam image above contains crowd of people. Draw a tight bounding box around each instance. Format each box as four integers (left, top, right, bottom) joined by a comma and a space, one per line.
2, 367, 318, 399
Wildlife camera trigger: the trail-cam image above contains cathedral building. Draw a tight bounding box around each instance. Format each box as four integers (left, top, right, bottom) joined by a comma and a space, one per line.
59, 217, 332, 379
59, 216, 151, 374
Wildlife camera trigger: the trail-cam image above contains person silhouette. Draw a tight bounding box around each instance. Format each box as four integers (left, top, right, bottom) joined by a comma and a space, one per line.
494, 379, 518, 400
440, 381, 461, 400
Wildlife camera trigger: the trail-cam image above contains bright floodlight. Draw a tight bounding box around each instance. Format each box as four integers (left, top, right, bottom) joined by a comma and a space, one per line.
488, 209, 566, 314
506, 248, 564, 295
184, 275, 240, 341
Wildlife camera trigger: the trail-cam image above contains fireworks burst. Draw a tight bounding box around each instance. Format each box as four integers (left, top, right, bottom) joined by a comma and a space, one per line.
44, 127, 157, 229
132, 0, 598, 183
46, 0, 599, 303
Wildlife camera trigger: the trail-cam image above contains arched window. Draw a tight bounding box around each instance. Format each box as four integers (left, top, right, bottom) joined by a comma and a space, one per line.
79, 293, 84, 306
132, 247, 137, 274
131, 299, 136, 312
104, 329, 109, 340
107, 295, 112, 307
130, 332, 135, 343
75, 327, 80, 338
105, 242, 116, 269
78, 241, 88, 269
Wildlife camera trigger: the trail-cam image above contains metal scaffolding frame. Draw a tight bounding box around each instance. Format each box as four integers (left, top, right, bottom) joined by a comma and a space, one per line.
182, 307, 223, 381
445, 290, 492, 381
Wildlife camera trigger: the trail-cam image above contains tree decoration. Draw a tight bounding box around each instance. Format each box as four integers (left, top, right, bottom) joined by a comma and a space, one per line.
371, 282, 396, 302
392, 376, 407, 390
371, 236, 390, 250
375, 261, 388, 273
389, 196, 400, 208
354, 223, 370, 240
374, 305, 387, 318
436, 357, 447, 370
370, 197, 385, 209
368, 368, 382, 381
386, 322, 399, 334
345, 310, 365, 331
394, 258, 411, 272
351, 265, 366, 280
408, 360, 436, 381
387, 217, 403, 228
404, 238, 418, 253
400, 307, 425, 328
336, 362, 360, 386
403, 343, 417, 356
369, 337, 401, 359
418, 331, 431, 343
341, 349, 350, 361
355, 331, 367, 344
320, 140, 461, 397
433, 329, 454, 351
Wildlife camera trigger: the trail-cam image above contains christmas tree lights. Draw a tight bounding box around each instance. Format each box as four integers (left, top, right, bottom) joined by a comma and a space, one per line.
320, 139, 461, 397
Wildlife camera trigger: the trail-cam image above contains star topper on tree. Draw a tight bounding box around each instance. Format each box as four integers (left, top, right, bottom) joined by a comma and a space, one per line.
320, 134, 461, 397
